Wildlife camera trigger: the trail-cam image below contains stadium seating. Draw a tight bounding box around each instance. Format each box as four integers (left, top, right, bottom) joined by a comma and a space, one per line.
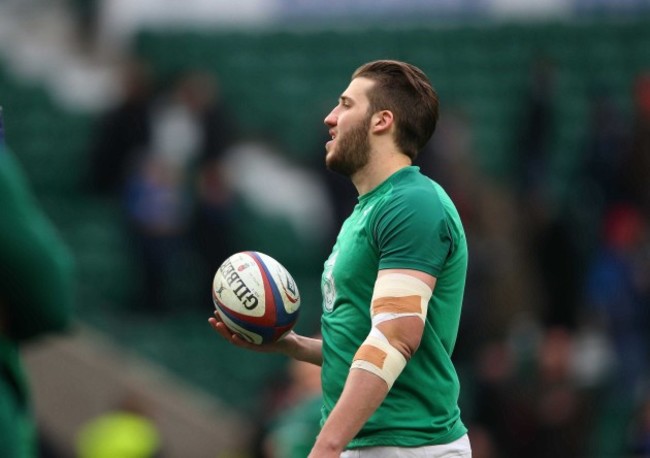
2, 20, 649, 446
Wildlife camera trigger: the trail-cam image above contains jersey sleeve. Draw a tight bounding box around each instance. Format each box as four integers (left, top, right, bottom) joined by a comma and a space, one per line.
0, 148, 74, 341
373, 187, 452, 277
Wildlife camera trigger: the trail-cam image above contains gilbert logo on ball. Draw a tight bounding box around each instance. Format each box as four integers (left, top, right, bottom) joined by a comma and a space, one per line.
212, 251, 300, 344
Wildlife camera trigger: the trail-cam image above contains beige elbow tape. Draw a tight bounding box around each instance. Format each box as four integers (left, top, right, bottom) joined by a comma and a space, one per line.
351, 333, 407, 389
371, 273, 432, 325
351, 273, 432, 389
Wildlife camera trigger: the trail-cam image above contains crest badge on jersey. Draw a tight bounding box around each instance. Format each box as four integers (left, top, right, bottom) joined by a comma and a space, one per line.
322, 249, 338, 312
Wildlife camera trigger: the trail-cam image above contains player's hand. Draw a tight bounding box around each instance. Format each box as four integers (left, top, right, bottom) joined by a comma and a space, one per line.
208, 311, 291, 353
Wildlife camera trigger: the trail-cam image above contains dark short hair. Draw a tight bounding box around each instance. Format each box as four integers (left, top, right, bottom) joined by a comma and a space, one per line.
352, 60, 439, 160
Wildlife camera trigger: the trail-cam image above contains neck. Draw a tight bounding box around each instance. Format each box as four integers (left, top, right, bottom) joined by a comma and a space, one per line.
351, 147, 412, 196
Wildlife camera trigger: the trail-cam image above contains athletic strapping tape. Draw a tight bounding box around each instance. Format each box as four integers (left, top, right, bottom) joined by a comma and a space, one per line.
351, 273, 433, 389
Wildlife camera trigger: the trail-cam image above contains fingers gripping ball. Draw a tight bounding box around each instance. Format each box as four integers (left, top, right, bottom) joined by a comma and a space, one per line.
212, 251, 301, 344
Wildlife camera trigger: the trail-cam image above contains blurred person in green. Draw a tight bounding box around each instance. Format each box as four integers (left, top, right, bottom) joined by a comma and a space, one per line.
0, 109, 75, 457
264, 359, 323, 458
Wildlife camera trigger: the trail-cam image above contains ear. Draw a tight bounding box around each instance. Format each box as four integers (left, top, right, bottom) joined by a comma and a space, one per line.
371, 110, 394, 134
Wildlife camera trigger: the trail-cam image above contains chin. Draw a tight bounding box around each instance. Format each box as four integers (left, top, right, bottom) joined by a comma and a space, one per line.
325, 150, 337, 168
326, 160, 353, 177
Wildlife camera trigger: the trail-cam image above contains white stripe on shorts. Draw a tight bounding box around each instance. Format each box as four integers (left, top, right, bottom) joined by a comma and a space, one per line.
340, 434, 471, 458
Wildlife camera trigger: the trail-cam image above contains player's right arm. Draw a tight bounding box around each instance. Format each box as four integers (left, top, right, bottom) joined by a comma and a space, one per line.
208, 312, 323, 366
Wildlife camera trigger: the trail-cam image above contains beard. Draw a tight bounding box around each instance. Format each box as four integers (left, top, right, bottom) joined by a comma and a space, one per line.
326, 114, 371, 177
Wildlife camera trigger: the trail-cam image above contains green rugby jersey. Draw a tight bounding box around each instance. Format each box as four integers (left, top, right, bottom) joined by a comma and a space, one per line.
320, 166, 468, 448
0, 147, 74, 457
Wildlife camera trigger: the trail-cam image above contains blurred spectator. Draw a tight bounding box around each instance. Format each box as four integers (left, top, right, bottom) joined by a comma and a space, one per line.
473, 327, 598, 458
582, 87, 629, 209
262, 359, 323, 458
0, 122, 75, 456
573, 87, 631, 272
525, 327, 595, 458
462, 183, 537, 352
622, 73, 650, 218
120, 69, 237, 312
88, 57, 155, 195
524, 195, 582, 329
183, 71, 239, 299
192, 154, 237, 285
472, 340, 523, 457
179, 70, 237, 164
584, 203, 650, 396
628, 395, 650, 457
515, 54, 557, 200
465, 424, 498, 458
123, 153, 191, 312
514, 55, 583, 329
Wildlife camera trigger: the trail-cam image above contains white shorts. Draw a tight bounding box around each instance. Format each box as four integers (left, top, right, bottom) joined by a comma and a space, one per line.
340, 434, 471, 458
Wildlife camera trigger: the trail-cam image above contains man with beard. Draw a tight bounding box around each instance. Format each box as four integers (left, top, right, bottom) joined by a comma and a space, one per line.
210, 60, 471, 457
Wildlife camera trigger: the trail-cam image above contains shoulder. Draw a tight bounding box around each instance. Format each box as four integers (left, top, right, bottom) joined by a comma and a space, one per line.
381, 169, 445, 218
371, 176, 447, 241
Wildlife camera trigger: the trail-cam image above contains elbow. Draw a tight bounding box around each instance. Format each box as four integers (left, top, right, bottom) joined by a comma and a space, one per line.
390, 335, 421, 361
376, 317, 424, 362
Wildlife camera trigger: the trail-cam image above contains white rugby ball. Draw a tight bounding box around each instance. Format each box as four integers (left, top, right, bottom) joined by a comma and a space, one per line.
212, 251, 300, 344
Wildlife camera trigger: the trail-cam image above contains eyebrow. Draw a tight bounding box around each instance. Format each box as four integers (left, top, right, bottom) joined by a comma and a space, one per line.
340, 95, 353, 105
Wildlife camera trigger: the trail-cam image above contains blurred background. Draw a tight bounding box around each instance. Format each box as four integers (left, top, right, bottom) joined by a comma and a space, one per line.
1, 0, 649, 456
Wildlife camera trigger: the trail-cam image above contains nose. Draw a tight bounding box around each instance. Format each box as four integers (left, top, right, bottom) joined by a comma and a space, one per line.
324, 108, 337, 127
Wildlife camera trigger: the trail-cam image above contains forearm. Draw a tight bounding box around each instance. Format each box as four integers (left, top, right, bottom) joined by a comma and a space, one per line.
310, 368, 388, 455
278, 331, 323, 366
